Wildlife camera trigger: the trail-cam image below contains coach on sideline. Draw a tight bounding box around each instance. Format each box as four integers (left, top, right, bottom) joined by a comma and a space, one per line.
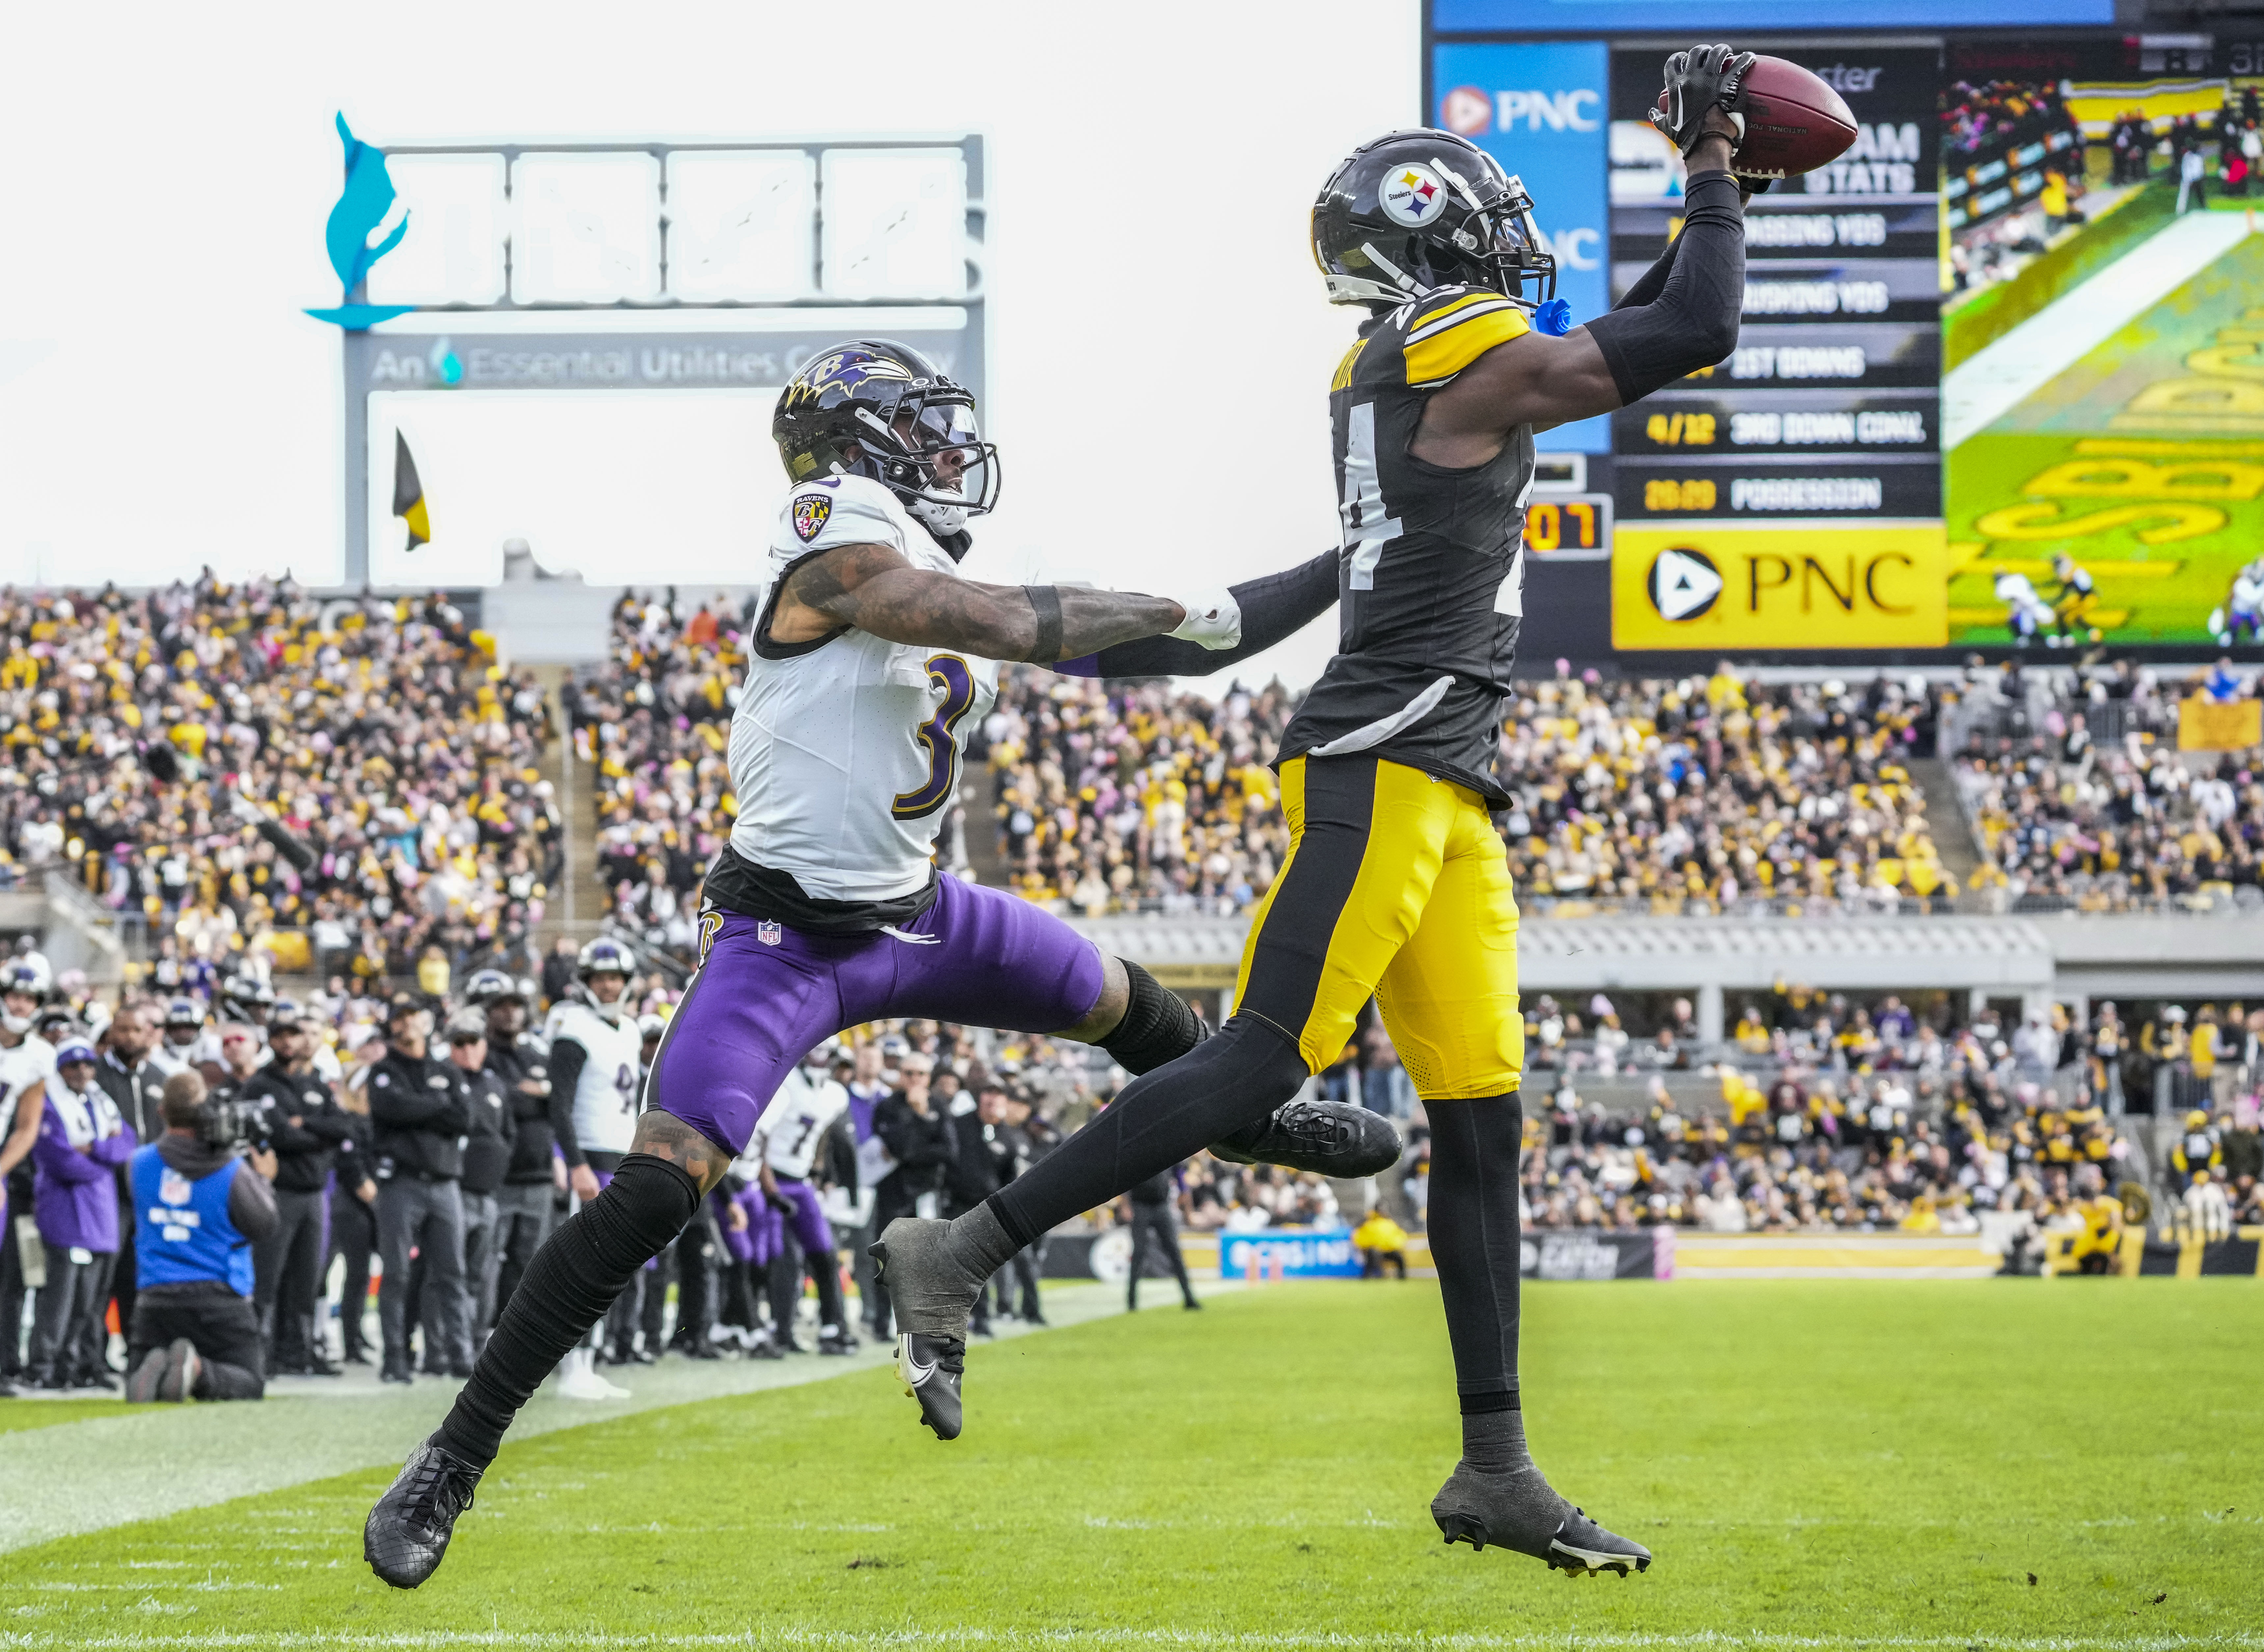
124, 1071, 280, 1402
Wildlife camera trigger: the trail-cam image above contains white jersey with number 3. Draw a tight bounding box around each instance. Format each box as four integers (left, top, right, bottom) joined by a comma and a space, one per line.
728, 474, 1002, 902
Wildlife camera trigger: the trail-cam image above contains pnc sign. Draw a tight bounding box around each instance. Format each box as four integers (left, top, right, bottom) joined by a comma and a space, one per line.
1612, 524, 1949, 650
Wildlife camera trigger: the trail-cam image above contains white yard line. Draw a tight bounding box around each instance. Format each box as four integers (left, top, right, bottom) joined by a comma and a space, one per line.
16, 1631, 2264, 1650
0, 1282, 1211, 1555
1942, 211, 2253, 449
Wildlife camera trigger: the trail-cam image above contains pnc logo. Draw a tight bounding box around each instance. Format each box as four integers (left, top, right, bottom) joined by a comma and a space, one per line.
1647, 547, 1723, 622
1438, 88, 1601, 135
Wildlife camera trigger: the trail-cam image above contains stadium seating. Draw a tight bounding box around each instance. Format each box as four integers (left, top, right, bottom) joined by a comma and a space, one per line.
0, 579, 560, 993
981, 664, 1952, 917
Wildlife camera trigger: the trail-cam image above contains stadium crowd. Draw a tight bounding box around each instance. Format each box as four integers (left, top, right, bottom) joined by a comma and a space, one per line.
0, 577, 562, 994
1502, 994, 2263, 1241
979, 665, 1957, 917
1951, 666, 2264, 910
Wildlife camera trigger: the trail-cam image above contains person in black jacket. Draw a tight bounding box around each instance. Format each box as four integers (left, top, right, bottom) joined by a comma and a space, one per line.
244, 1007, 356, 1374
866, 1053, 951, 1340
470, 972, 560, 1319
329, 1059, 380, 1365
940, 1079, 1018, 1338
94, 1001, 169, 1338
444, 1010, 515, 1339
368, 994, 472, 1383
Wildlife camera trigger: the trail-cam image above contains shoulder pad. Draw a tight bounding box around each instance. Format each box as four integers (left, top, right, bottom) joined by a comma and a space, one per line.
1402, 288, 1531, 388
781, 474, 907, 556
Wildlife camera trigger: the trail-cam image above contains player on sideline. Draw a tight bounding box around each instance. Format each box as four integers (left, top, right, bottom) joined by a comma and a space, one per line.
363, 338, 1398, 1587
867, 48, 1760, 1580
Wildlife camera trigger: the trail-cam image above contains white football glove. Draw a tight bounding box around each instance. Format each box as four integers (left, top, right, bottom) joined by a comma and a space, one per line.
1167, 588, 1243, 651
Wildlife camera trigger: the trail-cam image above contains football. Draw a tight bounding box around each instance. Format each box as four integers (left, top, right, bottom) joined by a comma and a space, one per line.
1656, 54, 1858, 178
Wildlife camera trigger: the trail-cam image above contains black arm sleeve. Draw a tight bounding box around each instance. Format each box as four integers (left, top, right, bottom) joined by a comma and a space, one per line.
1612, 227, 1684, 313
549, 1040, 588, 1165
1054, 546, 1341, 680
1582, 170, 1744, 407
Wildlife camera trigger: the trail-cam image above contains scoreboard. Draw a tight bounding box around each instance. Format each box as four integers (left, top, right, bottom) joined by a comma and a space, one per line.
1436, 32, 1950, 658
1606, 44, 1945, 564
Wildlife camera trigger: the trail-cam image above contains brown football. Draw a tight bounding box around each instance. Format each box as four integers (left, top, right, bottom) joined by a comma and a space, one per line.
1656, 55, 1858, 178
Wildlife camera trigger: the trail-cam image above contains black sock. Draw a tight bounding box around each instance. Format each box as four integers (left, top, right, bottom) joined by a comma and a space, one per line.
438, 1154, 697, 1469
988, 1015, 1308, 1248
1426, 1094, 1525, 1414
1460, 1402, 1535, 1474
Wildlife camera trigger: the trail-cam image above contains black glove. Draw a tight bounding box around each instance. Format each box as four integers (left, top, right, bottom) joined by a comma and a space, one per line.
1649, 43, 1759, 156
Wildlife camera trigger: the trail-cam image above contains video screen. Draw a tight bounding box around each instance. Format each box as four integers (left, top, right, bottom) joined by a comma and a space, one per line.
1432, 30, 2264, 659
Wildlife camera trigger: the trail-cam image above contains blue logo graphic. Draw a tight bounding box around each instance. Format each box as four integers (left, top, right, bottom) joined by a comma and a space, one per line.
428, 337, 463, 386
305, 113, 416, 332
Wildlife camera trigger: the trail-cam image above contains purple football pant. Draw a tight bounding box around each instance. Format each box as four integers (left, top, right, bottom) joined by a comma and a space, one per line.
648, 873, 1106, 1157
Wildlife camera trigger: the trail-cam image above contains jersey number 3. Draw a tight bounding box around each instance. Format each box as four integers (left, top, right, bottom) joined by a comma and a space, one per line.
892, 653, 977, 820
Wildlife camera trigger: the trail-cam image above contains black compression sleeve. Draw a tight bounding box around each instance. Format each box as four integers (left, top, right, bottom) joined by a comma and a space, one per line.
1062, 546, 1340, 679
1613, 229, 1683, 312
548, 1039, 587, 1165
1096, 959, 1209, 1073
1582, 170, 1744, 406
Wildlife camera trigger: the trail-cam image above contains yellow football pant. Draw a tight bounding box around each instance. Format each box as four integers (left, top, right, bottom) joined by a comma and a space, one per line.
1232, 754, 1523, 1099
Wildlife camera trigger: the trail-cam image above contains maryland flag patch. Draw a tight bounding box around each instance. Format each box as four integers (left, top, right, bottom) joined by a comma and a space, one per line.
792, 494, 832, 542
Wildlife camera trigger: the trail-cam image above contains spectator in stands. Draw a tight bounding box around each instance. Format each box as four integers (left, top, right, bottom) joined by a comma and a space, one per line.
0, 578, 559, 997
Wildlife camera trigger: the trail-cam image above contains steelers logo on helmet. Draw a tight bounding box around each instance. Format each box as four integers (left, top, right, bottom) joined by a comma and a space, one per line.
1646, 547, 1723, 623
1379, 164, 1449, 228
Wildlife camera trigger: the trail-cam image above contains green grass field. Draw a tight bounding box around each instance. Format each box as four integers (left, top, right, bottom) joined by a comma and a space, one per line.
3, 1281, 2258, 1649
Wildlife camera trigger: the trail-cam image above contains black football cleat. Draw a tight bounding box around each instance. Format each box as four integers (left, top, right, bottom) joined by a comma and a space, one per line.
364, 1435, 483, 1589
871, 1219, 986, 1441
892, 1331, 965, 1440
1431, 1461, 1652, 1578
1210, 1099, 1402, 1179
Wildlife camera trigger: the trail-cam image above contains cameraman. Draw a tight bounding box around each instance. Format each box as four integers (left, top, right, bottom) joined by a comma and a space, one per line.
244, 1006, 354, 1374
124, 1070, 278, 1402
368, 993, 472, 1383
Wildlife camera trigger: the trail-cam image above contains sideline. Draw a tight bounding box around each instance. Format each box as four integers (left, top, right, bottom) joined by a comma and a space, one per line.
1941, 210, 2251, 448
0, 1281, 1218, 1554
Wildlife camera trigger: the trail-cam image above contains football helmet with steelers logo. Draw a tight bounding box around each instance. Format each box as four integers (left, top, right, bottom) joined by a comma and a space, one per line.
1312, 130, 1556, 311
772, 339, 1000, 542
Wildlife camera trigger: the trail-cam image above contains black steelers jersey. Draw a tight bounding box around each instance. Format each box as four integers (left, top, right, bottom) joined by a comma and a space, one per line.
1277, 286, 1535, 806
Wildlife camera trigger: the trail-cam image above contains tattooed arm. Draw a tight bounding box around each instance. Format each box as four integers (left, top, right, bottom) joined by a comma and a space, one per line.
767, 542, 1188, 663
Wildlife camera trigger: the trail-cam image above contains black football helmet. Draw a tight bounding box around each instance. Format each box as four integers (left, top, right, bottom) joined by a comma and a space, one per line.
1312, 130, 1556, 311
773, 339, 999, 545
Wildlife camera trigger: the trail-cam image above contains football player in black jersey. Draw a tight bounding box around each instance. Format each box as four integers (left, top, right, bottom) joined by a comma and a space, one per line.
874, 45, 1759, 1579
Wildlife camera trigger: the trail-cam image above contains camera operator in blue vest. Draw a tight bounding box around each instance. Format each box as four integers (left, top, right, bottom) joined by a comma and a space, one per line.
123, 1069, 280, 1402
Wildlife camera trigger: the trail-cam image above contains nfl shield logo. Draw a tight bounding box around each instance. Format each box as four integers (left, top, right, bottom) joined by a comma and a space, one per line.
757, 919, 783, 946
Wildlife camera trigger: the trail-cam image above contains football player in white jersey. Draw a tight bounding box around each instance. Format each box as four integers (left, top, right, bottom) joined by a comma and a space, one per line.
369, 338, 1393, 1585
749, 1045, 855, 1355
542, 939, 647, 1381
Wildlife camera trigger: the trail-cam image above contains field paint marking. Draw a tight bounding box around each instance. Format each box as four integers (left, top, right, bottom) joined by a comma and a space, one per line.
1942, 211, 2252, 449
0, 1282, 1201, 1557
10, 1632, 2262, 1651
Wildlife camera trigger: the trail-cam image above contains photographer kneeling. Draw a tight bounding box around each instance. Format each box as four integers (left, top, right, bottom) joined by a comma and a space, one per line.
124, 1070, 280, 1402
